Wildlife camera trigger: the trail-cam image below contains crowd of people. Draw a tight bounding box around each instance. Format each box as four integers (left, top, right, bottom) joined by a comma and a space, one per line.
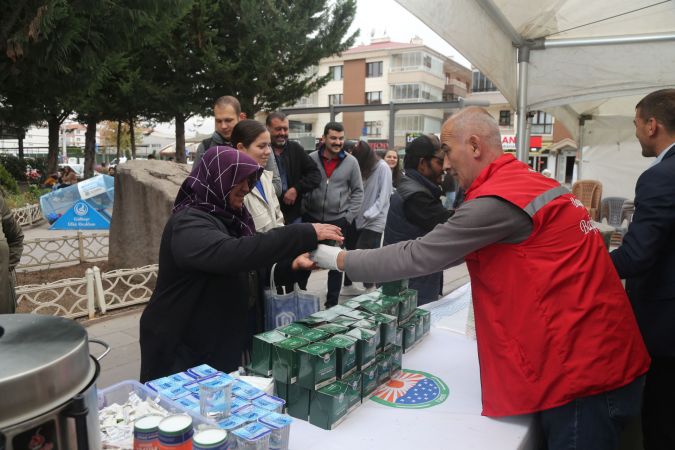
138, 89, 675, 450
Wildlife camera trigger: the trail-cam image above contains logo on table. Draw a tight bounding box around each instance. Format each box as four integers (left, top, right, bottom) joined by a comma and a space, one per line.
371, 369, 448, 409
74, 202, 89, 216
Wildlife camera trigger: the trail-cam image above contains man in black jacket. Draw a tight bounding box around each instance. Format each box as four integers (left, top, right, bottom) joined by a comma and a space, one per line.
266, 111, 321, 224
611, 88, 675, 450
383, 134, 452, 305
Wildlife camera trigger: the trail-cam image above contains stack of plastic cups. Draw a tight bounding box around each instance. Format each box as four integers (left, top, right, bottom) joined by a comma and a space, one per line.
199, 377, 233, 421
231, 422, 271, 450
259, 413, 292, 450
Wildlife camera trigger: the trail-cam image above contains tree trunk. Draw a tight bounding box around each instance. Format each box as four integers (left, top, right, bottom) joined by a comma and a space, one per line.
116, 120, 122, 160
175, 113, 186, 163
47, 116, 61, 174
129, 117, 137, 159
18, 131, 24, 160
84, 116, 97, 178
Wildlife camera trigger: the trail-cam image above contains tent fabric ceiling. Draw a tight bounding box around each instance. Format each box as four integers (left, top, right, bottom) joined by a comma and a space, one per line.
395, 0, 675, 119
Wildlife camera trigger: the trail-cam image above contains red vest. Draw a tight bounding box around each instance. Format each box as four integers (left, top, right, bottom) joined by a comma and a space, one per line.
464, 154, 650, 417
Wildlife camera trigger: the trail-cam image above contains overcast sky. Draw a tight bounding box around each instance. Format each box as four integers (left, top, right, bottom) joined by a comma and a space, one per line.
159, 0, 470, 135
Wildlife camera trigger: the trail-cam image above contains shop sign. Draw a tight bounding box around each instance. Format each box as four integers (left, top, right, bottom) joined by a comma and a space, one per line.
502, 135, 542, 150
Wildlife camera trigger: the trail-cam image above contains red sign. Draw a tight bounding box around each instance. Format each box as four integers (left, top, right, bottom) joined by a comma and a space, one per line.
501, 135, 542, 150
367, 139, 389, 150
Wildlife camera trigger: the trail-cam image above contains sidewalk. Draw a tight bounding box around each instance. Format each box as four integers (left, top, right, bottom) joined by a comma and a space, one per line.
85, 264, 470, 388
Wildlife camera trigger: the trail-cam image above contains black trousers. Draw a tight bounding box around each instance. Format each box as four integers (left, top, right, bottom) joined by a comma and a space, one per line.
642, 356, 675, 450
301, 215, 350, 307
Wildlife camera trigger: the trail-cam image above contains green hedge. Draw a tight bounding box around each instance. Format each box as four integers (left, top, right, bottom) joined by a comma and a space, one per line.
0, 164, 19, 194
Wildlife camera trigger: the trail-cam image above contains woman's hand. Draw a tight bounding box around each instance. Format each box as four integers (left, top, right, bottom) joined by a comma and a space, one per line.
292, 253, 317, 271
311, 223, 344, 244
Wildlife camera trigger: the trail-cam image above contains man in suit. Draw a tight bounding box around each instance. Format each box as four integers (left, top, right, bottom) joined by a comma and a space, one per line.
611, 88, 675, 450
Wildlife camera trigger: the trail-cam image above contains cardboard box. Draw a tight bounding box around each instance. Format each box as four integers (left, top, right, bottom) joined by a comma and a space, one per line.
309, 309, 341, 322
315, 323, 350, 336
278, 323, 310, 338
251, 330, 288, 376
370, 313, 398, 349
339, 371, 362, 410
327, 304, 354, 315
331, 316, 358, 327
323, 334, 358, 379
272, 336, 310, 384
309, 382, 351, 430
286, 382, 311, 420
381, 279, 408, 296
414, 315, 424, 342
357, 300, 384, 315
341, 299, 363, 309
386, 345, 403, 375
341, 309, 373, 321
345, 328, 378, 370
395, 327, 403, 347
360, 364, 379, 398
297, 342, 336, 390
295, 315, 327, 327
415, 308, 431, 335
400, 322, 417, 353
398, 289, 418, 321
299, 328, 330, 343
376, 352, 392, 384
376, 296, 400, 317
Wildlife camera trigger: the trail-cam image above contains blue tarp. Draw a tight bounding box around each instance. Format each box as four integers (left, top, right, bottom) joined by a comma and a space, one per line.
40, 174, 114, 230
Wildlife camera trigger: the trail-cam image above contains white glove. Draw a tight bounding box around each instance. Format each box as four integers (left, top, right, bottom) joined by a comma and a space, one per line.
309, 244, 342, 271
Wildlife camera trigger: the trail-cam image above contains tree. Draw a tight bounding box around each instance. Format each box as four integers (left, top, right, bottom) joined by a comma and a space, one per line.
215, 0, 358, 116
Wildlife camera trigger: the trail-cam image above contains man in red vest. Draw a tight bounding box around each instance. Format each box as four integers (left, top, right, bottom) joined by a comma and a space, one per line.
311, 107, 650, 450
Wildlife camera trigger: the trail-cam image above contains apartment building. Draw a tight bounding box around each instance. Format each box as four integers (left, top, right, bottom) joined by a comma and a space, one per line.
289, 37, 471, 149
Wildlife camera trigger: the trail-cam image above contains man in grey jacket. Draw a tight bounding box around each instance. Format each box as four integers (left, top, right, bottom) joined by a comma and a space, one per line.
193, 96, 281, 195
302, 121, 363, 307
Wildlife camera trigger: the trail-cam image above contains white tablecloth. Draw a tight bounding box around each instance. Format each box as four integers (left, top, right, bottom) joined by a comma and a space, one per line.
290, 284, 539, 450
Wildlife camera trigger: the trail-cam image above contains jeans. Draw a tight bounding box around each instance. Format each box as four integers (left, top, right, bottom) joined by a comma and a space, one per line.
538, 375, 645, 450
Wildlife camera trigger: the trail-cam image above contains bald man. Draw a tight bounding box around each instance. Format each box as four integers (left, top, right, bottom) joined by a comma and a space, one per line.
311, 107, 650, 450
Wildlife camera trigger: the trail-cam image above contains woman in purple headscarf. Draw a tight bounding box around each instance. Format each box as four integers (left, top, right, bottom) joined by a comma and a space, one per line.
140, 147, 342, 381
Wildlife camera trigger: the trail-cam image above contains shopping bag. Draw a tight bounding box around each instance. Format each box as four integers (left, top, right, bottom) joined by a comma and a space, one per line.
264, 264, 320, 330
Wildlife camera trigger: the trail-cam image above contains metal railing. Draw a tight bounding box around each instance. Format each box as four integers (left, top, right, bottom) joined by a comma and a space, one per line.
16, 264, 158, 319
11, 203, 43, 227
18, 231, 109, 270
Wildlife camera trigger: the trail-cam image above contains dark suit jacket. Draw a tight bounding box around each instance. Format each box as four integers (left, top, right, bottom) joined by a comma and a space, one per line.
275, 140, 321, 223
611, 144, 675, 356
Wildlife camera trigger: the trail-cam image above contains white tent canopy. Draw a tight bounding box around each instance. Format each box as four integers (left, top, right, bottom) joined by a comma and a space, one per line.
395, 0, 675, 197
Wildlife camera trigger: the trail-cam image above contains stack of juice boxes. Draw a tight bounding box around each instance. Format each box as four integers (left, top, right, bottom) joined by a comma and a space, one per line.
249, 280, 431, 430
145, 364, 293, 449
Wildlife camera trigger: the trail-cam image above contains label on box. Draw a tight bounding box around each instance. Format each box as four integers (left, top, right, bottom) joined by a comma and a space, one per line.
278, 323, 310, 337
188, 364, 219, 378
259, 412, 293, 430
232, 422, 271, 441
232, 380, 264, 400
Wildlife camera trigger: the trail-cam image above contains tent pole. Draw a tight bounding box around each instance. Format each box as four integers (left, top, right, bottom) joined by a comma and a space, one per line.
516, 46, 530, 163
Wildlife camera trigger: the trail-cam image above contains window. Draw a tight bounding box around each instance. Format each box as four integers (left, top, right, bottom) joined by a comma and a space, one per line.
391, 83, 441, 102
531, 111, 553, 134
365, 91, 382, 105
423, 55, 432, 68
395, 115, 423, 133
328, 94, 343, 106
329, 65, 343, 81
499, 110, 511, 127
364, 121, 383, 136
366, 61, 383, 78
472, 70, 497, 92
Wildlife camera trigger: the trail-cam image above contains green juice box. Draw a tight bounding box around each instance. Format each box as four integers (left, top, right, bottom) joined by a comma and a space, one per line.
357, 300, 384, 315
371, 313, 398, 349
297, 342, 337, 390
341, 309, 373, 321
382, 279, 408, 296
309, 382, 351, 430
346, 328, 378, 370
327, 304, 354, 315
386, 345, 403, 376
339, 371, 362, 411
415, 308, 431, 335
376, 296, 400, 317
341, 299, 363, 309
398, 289, 418, 321
413, 316, 424, 342
314, 323, 349, 336
360, 364, 379, 398
272, 336, 310, 384
323, 334, 358, 379
300, 328, 330, 343
332, 316, 358, 327
395, 327, 403, 347
376, 352, 392, 384
251, 330, 287, 376
286, 382, 311, 420
401, 322, 417, 353
278, 323, 310, 338
351, 319, 381, 350
295, 315, 328, 327
309, 309, 340, 322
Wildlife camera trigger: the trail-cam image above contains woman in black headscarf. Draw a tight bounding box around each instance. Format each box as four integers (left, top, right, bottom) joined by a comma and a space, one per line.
140, 147, 342, 381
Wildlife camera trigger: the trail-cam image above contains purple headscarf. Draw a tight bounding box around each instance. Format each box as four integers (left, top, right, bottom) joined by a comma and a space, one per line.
173, 146, 263, 237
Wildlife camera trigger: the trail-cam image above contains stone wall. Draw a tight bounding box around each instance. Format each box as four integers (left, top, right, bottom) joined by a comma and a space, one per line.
108, 160, 191, 269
